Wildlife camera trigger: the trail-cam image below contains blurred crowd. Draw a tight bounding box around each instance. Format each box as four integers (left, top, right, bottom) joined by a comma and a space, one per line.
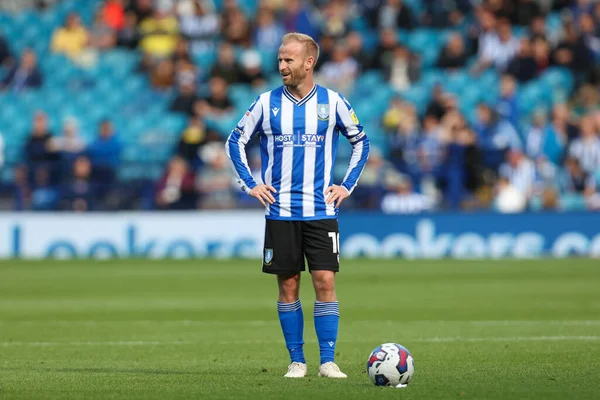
0, 0, 599, 213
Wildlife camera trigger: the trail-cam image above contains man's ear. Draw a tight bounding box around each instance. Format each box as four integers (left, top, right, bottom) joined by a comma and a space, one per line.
305, 56, 315, 70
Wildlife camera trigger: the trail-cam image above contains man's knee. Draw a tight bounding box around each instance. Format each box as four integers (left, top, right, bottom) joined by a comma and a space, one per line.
278, 274, 300, 303
312, 271, 336, 299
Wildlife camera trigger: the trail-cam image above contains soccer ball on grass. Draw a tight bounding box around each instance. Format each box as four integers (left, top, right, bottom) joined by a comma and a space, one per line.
366, 343, 414, 387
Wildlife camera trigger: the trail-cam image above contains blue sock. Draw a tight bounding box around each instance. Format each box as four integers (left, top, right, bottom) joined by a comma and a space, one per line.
277, 300, 305, 364
314, 301, 339, 365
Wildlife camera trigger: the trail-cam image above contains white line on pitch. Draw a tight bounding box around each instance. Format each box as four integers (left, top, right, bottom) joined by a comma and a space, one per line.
1, 336, 599, 347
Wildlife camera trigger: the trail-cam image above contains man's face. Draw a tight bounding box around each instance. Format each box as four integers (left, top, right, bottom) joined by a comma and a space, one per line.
278, 41, 311, 88
33, 113, 47, 134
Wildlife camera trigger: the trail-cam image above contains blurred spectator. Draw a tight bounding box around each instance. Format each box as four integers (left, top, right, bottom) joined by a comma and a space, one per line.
0, 49, 42, 92
87, 120, 122, 186
384, 44, 419, 92
506, 37, 538, 82
472, 17, 519, 74
240, 50, 267, 89
531, 36, 551, 74
209, 42, 244, 84
320, 0, 352, 38
443, 122, 483, 210
385, 99, 420, 172
48, 117, 86, 161
102, 0, 125, 31
350, 147, 390, 208
282, 0, 319, 40
116, 11, 140, 49
24, 111, 57, 165
494, 176, 528, 213
436, 33, 468, 70
138, 7, 179, 58
194, 76, 234, 118
528, 15, 560, 46
495, 74, 520, 131
30, 166, 59, 211
155, 156, 197, 210
425, 85, 457, 121
561, 156, 596, 196
381, 175, 434, 214
170, 79, 198, 116
345, 31, 371, 72
550, 103, 579, 144
314, 33, 335, 71
60, 155, 96, 212
254, 6, 286, 53
88, 9, 117, 51
126, 0, 154, 23
318, 44, 359, 94
552, 22, 593, 81
175, 116, 220, 165
179, 0, 220, 55
171, 37, 193, 64
413, 115, 445, 189
571, 84, 600, 118
568, 115, 600, 174
467, 6, 496, 56
371, 29, 398, 70
222, 6, 252, 47
51, 13, 89, 61
525, 109, 565, 166
150, 58, 175, 90
174, 58, 197, 88
423, 0, 469, 28
579, 13, 600, 60
196, 142, 237, 209
499, 148, 536, 201
472, 103, 522, 171
0, 30, 13, 66
512, 0, 543, 26
377, 0, 415, 31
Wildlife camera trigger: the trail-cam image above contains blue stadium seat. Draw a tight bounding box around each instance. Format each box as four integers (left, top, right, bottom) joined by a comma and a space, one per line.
443, 70, 470, 94
560, 194, 587, 211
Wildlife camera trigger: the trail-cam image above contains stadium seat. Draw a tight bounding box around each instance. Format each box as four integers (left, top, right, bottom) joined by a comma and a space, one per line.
560, 194, 587, 211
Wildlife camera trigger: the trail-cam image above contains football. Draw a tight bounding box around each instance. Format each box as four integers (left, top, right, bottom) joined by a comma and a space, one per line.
366, 343, 415, 386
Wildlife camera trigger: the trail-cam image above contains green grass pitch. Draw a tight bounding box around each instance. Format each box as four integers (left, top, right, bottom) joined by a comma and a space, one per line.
1, 259, 599, 399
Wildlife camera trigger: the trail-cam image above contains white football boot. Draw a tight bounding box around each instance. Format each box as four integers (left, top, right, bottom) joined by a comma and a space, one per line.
318, 362, 347, 378
284, 362, 307, 378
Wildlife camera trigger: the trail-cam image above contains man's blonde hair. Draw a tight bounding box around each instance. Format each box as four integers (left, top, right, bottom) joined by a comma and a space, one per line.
281, 32, 320, 66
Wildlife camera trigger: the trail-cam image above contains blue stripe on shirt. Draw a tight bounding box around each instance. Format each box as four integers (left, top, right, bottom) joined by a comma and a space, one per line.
269, 88, 283, 217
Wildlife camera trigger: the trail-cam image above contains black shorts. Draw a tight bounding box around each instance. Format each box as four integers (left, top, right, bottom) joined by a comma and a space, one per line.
262, 219, 340, 275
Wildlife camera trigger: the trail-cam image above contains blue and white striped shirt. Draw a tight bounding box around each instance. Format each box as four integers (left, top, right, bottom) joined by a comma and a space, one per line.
226, 84, 370, 220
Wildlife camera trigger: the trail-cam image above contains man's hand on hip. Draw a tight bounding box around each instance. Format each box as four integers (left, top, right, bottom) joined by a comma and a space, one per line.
325, 185, 350, 207
249, 184, 277, 207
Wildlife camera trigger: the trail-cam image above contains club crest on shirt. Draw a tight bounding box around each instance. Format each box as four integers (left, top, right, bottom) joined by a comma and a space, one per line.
317, 104, 330, 121
264, 248, 273, 265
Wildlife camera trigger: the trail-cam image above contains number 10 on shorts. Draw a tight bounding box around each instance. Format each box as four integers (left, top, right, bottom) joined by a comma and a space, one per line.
328, 232, 340, 254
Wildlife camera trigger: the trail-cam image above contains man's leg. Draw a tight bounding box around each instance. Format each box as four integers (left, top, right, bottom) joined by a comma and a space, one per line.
303, 219, 346, 378
311, 271, 342, 373
277, 274, 306, 369
262, 220, 306, 377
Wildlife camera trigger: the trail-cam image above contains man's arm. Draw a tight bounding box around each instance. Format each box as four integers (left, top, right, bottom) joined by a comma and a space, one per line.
336, 94, 370, 194
325, 94, 370, 207
225, 97, 263, 194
